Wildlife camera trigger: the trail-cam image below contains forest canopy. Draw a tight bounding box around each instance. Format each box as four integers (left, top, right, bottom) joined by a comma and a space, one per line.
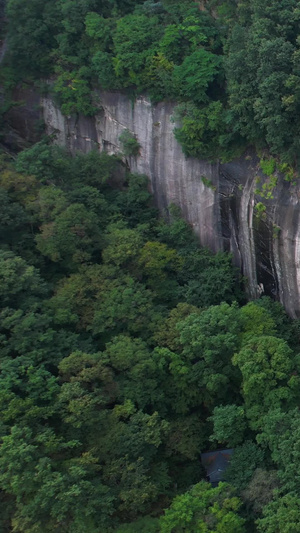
2, 1, 300, 531
0, 143, 300, 532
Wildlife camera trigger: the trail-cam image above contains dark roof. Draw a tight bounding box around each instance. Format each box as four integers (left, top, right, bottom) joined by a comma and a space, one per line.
201, 449, 234, 487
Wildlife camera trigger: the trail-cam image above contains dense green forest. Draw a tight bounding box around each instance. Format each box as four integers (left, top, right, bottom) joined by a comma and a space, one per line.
1, 141, 300, 532
4, 0, 300, 165
2, 0, 300, 532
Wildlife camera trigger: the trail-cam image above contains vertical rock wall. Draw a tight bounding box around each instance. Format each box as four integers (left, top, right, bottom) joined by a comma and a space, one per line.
41, 92, 300, 318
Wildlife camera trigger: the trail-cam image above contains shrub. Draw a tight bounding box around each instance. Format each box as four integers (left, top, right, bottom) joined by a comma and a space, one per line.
119, 129, 141, 156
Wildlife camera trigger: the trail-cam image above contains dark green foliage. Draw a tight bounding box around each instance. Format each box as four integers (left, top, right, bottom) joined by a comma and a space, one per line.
225, 441, 266, 492
233, 336, 300, 430
226, 0, 300, 162
92, 51, 119, 89
257, 493, 300, 533
114, 516, 160, 532
160, 481, 246, 532
119, 129, 141, 156
172, 100, 237, 161
6, 0, 60, 77
1, 144, 300, 530
0, 250, 46, 308
4, 0, 300, 519
112, 13, 163, 89
0, 146, 249, 531
53, 68, 96, 116
6, 0, 300, 163
4, 0, 228, 157
209, 404, 247, 447
173, 49, 222, 104
15, 140, 75, 183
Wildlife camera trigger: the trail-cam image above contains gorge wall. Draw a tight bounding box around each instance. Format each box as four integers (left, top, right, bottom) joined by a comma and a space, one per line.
37, 91, 300, 318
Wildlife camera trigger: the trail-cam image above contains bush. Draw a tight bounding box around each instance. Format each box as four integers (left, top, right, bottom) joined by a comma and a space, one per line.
119, 129, 141, 156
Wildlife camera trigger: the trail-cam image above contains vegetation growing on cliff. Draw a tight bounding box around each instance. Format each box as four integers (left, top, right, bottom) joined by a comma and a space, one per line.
4, 0, 300, 165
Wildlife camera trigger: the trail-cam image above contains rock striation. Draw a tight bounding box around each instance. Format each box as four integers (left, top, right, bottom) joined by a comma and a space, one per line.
40, 91, 300, 317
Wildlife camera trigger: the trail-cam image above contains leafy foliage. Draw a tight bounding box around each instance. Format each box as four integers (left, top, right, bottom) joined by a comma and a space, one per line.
4, 1, 300, 528
160, 481, 245, 533
0, 146, 247, 531
1, 143, 298, 531
6, 0, 300, 163
119, 129, 141, 156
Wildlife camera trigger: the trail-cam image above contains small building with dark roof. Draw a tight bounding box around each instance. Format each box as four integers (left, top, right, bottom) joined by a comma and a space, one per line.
201, 449, 234, 487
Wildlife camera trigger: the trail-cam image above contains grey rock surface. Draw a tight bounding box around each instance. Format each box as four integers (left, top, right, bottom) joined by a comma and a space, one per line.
40, 92, 300, 317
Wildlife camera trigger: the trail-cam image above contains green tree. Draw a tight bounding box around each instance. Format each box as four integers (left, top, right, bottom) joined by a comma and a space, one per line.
154, 302, 201, 352
0, 250, 46, 308
92, 50, 119, 89
240, 301, 277, 340
56, 0, 97, 62
179, 247, 241, 307
209, 404, 247, 447
172, 100, 232, 160
36, 203, 102, 268
102, 222, 143, 269
232, 336, 300, 430
257, 493, 300, 533
226, 0, 300, 161
6, 0, 59, 76
113, 14, 162, 88
160, 481, 245, 533
258, 408, 300, 493
173, 49, 222, 104
139, 241, 183, 282
85, 11, 114, 51
0, 188, 29, 250
177, 302, 242, 406
119, 129, 141, 156
15, 141, 73, 184
91, 274, 160, 340
225, 441, 265, 493
103, 335, 159, 410
0, 425, 114, 533
115, 173, 157, 227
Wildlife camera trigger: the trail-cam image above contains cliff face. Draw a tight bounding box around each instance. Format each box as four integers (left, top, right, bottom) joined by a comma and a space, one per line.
41, 91, 300, 318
